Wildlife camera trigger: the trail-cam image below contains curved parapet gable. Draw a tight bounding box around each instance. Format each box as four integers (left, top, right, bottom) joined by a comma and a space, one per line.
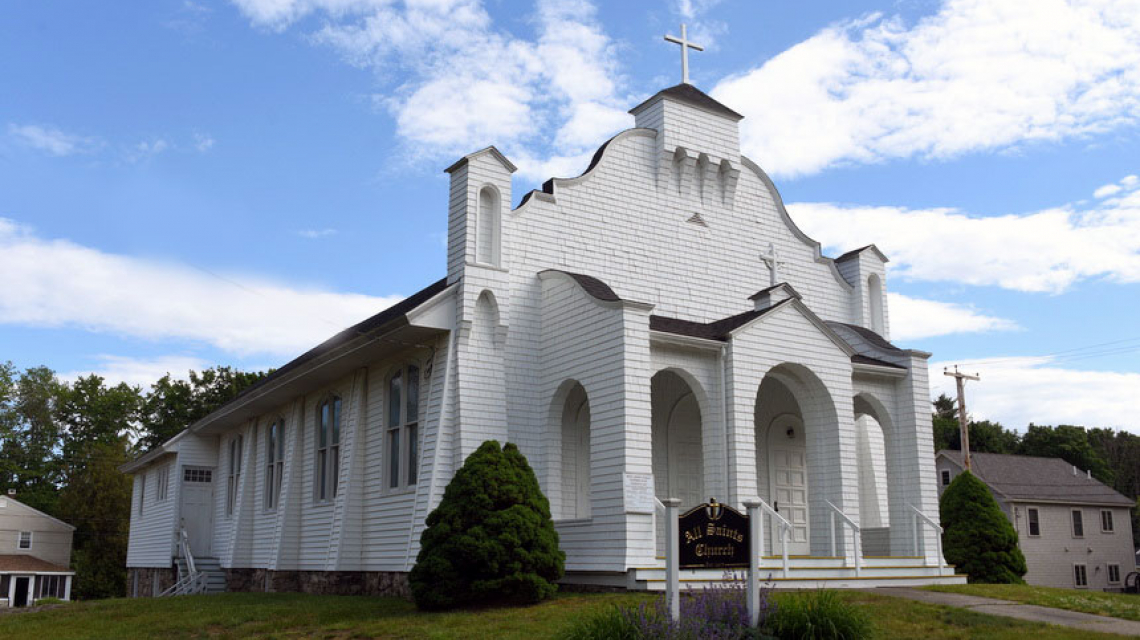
740, 157, 853, 292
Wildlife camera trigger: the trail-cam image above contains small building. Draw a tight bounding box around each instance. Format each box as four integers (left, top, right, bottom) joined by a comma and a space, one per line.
937, 450, 1136, 590
0, 494, 75, 607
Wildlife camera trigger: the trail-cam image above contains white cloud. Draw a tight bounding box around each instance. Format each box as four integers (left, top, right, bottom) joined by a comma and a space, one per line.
194, 133, 216, 152
931, 357, 1140, 432
0, 218, 404, 358
60, 354, 210, 388
713, 0, 1140, 178
8, 123, 100, 157
788, 179, 1140, 292
127, 139, 170, 162
231, 0, 632, 182
295, 228, 338, 238
888, 293, 1017, 341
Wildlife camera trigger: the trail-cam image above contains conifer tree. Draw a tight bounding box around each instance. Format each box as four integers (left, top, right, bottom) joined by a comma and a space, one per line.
410, 440, 564, 610
940, 471, 1027, 584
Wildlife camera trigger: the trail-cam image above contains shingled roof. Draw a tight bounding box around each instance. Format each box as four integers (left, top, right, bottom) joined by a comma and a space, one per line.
629, 83, 744, 121
939, 450, 1134, 506
0, 554, 72, 574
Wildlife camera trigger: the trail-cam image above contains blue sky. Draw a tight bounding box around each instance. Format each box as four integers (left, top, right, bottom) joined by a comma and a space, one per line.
2, 0, 1138, 431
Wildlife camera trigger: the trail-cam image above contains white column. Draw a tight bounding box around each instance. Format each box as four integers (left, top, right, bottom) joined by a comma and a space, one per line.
27, 576, 36, 606
63, 575, 72, 601
743, 500, 761, 627
663, 498, 681, 622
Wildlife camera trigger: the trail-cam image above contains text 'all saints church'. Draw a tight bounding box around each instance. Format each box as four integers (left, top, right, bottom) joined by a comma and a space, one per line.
122, 32, 961, 595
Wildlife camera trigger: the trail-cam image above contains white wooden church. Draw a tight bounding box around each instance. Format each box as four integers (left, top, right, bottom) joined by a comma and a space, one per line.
122, 35, 964, 595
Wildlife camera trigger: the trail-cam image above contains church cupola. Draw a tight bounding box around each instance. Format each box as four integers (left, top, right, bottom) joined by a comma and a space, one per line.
834, 244, 891, 339
444, 146, 516, 284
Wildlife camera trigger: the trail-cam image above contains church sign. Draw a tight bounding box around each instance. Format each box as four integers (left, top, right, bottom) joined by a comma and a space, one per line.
678, 499, 750, 569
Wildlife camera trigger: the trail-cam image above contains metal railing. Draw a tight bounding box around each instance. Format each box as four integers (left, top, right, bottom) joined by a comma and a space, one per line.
158, 527, 206, 597
825, 500, 862, 577
754, 498, 792, 578
908, 503, 945, 570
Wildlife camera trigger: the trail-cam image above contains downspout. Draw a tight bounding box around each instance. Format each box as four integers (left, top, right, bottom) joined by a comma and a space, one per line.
404, 329, 457, 570
721, 344, 731, 505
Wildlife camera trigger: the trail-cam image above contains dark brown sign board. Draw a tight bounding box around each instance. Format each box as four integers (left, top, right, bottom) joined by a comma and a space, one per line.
678, 499, 750, 569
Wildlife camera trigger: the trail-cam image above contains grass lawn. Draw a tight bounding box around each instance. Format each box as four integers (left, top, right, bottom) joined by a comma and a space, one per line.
926, 583, 1140, 622
0, 590, 1129, 639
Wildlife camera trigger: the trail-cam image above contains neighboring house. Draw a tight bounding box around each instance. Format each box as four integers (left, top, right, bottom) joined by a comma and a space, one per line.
122, 79, 960, 596
937, 450, 1136, 590
0, 494, 75, 607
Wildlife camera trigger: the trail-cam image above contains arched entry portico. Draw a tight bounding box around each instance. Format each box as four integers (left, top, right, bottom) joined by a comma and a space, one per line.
548, 379, 592, 521
755, 363, 841, 556
651, 369, 705, 552
854, 392, 898, 555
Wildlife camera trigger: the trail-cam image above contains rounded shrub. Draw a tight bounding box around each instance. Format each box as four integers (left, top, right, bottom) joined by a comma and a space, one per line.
939, 470, 1027, 584
409, 439, 565, 610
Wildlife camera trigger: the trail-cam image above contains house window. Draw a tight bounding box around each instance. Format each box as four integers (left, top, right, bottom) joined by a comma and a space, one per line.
265, 418, 285, 510
1027, 508, 1040, 536
1071, 509, 1083, 537
139, 473, 146, 515
387, 364, 421, 490
226, 435, 243, 516
157, 466, 169, 502
1108, 564, 1121, 584
17, 531, 32, 550
940, 470, 951, 486
37, 575, 64, 599
184, 468, 211, 483
1074, 564, 1088, 588
316, 397, 341, 502
1101, 509, 1114, 533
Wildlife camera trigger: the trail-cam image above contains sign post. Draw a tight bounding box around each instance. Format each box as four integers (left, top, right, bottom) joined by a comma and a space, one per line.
663, 498, 681, 622
743, 500, 761, 626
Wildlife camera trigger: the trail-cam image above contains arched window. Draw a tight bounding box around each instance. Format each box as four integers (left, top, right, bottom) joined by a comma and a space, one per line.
315, 397, 341, 502
560, 383, 591, 519
387, 364, 421, 491
265, 418, 285, 510
476, 186, 500, 266
868, 274, 884, 335
226, 434, 243, 516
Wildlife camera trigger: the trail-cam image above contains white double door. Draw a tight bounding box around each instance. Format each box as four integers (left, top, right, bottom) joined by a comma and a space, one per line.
768, 414, 810, 555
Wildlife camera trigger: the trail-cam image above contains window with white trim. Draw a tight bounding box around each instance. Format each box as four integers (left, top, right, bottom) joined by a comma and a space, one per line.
1071, 509, 1083, 537
387, 364, 420, 490
157, 465, 169, 502
315, 397, 341, 502
37, 575, 64, 599
1108, 564, 1121, 584
265, 418, 285, 510
18, 531, 32, 550
1074, 563, 1088, 587
1101, 509, 1115, 532
940, 470, 951, 486
226, 435, 243, 516
1027, 507, 1040, 536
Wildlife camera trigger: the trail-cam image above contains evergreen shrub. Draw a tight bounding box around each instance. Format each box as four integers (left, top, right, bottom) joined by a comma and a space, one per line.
939, 470, 1027, 584
409, 440, 564, 610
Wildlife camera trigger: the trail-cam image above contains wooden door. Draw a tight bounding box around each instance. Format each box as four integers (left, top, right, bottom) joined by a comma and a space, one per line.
180, 467, 215, 557
768, 414, 810, 555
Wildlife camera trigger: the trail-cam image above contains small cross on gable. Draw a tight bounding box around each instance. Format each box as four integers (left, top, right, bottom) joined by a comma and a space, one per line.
761, 243, 787, 286
664, 23, 704, 85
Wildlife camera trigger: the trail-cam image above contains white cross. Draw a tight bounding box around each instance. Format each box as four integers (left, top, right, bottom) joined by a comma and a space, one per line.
761, 243, 787, 286
664, 23, 704, 85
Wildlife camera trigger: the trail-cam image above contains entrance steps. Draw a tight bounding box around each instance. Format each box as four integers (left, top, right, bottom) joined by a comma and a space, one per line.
175, 556, 226, 594
630, 556, 966, 590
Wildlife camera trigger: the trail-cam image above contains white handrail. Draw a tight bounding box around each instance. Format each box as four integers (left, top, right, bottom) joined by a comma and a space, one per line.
825, 500, 862, 576
753, 498, 792, 578
908, 504, 945, 570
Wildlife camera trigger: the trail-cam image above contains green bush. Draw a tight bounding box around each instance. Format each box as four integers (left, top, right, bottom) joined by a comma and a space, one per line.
409, 440, 564, 610
939, 470, 1026, 584
766, 590, 871, 640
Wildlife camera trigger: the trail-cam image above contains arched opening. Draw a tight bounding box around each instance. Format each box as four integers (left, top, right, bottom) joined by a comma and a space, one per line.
755, 363, 840, 556
652, 370, 704, 551
477, 185, 501, 266
559, 382, 591, 520
671, 148, 687, 195
868, 274, 884, 335
854, 392, 897, 555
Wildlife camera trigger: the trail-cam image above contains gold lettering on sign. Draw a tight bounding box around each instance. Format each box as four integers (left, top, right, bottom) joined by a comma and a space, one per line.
704, 523, 744, 543
695, 543, 736, 558
683, 526, 704, 544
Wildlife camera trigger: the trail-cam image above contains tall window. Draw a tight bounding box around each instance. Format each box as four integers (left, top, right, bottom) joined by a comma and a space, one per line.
139, 473, 146, 515
1101, 509, 1115, 532
18, 531, 32, 550
868, 274, 884, 335
1074, 564, 1088, 587
1027, 507, 1040, 536
227, 435, 243, 516
940, 470, 951, 486
316, 397, 341, 502
1071, 509, 1084, 537
1109, 564, 1122, 584
387, 364, 420, 490
476, 186, 500, 266
265, 418, 285, 510
157, 465, 170, 502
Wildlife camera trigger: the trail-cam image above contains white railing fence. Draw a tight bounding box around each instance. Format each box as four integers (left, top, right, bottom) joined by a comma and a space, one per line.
825, 500, 862, 577
908, 503, 945, 569
158, 526, 206, 597
753, 498, 792, 578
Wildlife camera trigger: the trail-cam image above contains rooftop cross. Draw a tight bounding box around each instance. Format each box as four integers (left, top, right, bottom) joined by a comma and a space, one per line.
664, 23, 704, 85
761, 243, 786, 286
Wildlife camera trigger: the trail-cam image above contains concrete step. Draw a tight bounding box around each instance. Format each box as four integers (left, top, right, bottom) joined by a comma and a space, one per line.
647, 556, 933, 570
633, 565, 955, 582
639, 573, 967, 591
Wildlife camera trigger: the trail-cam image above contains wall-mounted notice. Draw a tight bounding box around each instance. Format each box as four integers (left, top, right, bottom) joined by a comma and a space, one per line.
624, 473, 655, 514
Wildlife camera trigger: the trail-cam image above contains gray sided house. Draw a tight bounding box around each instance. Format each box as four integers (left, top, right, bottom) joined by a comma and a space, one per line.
937, 450, 1135, 590
0, 494, 75, 607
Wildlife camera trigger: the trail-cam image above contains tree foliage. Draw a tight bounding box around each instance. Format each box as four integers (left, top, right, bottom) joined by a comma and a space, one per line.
940, 471, 1027, 584
138, 366, 266, 450
410, 440, 564, 610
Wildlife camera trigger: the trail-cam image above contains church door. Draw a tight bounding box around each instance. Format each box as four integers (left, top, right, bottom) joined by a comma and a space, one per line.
768, 414, 810, 555
180, 467, 215, 558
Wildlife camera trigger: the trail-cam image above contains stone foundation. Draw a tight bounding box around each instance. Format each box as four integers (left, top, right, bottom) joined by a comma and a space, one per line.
224, 569, 411, 598
127, 566, 177, 598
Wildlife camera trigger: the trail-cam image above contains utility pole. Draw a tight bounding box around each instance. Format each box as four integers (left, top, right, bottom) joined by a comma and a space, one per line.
944, 366, 980, 471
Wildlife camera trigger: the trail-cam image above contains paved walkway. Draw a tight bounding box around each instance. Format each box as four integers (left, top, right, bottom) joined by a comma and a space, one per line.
867, 587, 1140, 637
